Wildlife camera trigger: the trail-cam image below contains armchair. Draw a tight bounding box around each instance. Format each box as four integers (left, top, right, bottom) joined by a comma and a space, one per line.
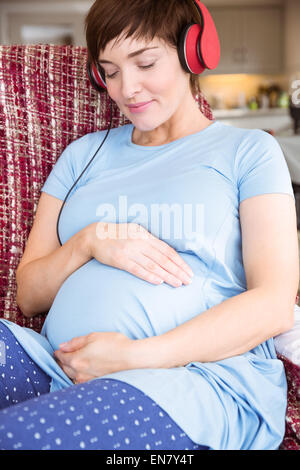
0, 44, 299, 449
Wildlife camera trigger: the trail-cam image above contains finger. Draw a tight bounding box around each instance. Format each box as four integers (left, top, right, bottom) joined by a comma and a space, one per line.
148, 238, 194, 277
55, 357, 76, 381
58, 335, 88, 352
53, 349, 63, 361
134, 252, 187, 288
125, 259, 164, 285
75, 373, 94, 384
54, 349, 74, 367
141, 250, 192, 286
54, 349, 71, 366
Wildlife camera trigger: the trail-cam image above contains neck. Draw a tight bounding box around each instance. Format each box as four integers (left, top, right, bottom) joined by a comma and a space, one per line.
132, 92, 213, 147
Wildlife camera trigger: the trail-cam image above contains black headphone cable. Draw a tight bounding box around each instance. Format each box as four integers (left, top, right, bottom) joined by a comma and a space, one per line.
56, 97, 113, 247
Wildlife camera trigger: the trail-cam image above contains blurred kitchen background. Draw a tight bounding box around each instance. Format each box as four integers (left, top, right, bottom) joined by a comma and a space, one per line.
1, 0, 300, 283
0, 0, 299, 133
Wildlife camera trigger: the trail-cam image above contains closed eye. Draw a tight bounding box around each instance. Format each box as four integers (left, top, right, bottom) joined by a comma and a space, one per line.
105, 63, 155, 79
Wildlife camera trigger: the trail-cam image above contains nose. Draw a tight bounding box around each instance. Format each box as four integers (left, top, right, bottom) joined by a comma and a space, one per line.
120, 68, 141, 101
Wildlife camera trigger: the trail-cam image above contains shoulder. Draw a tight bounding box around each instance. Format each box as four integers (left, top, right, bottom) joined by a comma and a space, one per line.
215, 121, 276, 147
215, 122, 284, 169
210, 122, 279, 166
211, 122, 282, 174
234, 127, 283, 166
236, 127, 279, 152
58, 124, 132, 172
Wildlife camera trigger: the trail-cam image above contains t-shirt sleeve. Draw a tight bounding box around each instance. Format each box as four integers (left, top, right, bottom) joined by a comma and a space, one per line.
234, 129, 295, 205
41, 130, 113, 200
41, 142, 76, 200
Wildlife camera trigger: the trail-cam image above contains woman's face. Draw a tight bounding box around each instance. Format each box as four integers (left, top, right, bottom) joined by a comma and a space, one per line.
98, 34, 191, 131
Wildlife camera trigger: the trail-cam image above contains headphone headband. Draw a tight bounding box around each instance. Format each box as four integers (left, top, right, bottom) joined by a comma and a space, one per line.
87, 0, 220, 93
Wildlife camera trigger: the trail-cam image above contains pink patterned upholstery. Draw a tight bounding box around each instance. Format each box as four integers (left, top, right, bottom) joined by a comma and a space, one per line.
0, 44, 213, 331
0, 44, 299, 449
277, 354, 300, 449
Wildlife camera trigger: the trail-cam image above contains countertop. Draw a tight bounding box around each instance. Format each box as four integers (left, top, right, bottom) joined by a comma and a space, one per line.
213, 108, 289, 119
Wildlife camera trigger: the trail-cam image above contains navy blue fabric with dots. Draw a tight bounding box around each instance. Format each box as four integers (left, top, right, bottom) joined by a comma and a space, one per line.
0, 323, 206, 450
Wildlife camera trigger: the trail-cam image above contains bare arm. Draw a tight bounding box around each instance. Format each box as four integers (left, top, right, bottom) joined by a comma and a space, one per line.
16, 228, 92, 318
129, 287, 292, 369
15, 192, 93, 318
127, 194, 299, 368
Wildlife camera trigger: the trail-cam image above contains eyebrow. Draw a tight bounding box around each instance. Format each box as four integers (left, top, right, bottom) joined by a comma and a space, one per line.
98, 47, 159, 64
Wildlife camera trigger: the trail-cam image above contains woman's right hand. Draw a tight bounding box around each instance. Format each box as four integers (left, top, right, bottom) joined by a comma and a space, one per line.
85, 222, 194, 287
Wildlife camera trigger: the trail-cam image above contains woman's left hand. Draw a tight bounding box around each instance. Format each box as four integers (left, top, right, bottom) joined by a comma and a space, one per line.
53, 331, 135, 384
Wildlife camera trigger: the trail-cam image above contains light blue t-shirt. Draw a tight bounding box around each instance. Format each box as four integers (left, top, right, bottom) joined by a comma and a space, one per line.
1, 120, 295, 449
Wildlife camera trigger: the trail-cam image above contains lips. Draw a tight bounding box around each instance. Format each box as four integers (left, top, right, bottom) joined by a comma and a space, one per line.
127, 101, 153, 109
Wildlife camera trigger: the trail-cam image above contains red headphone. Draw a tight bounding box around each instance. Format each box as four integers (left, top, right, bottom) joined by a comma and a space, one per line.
86, 0, 220, 93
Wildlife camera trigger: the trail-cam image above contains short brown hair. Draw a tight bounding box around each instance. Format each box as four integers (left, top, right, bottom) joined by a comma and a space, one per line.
84, 0, 202, 97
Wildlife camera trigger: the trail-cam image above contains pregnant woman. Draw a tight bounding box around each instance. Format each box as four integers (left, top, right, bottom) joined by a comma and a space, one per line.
0, 0, 298, 450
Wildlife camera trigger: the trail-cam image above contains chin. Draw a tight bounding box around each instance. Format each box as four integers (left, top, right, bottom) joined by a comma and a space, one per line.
119, 104, 167, 130
128, 115, 172, 132
124, 116, 158, 131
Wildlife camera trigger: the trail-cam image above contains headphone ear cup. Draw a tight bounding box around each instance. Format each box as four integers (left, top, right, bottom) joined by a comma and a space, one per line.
86, 60, 107, 93
197, 1, 220, 70
178, 1, 220, 75
178, 23, 205, 74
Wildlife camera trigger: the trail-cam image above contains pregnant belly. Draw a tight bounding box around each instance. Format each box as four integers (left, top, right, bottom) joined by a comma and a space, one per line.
42, 255, 207, 351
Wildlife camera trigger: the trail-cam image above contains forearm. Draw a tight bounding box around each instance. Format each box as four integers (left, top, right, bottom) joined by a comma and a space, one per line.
129, 287, 294, 369
16, 228, 92, 317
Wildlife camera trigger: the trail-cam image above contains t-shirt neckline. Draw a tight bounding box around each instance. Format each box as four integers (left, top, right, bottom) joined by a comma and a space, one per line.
126, 120, 220, 150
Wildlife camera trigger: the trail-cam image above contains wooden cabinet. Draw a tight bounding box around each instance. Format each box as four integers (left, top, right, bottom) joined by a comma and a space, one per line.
206, 6, 283, 75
